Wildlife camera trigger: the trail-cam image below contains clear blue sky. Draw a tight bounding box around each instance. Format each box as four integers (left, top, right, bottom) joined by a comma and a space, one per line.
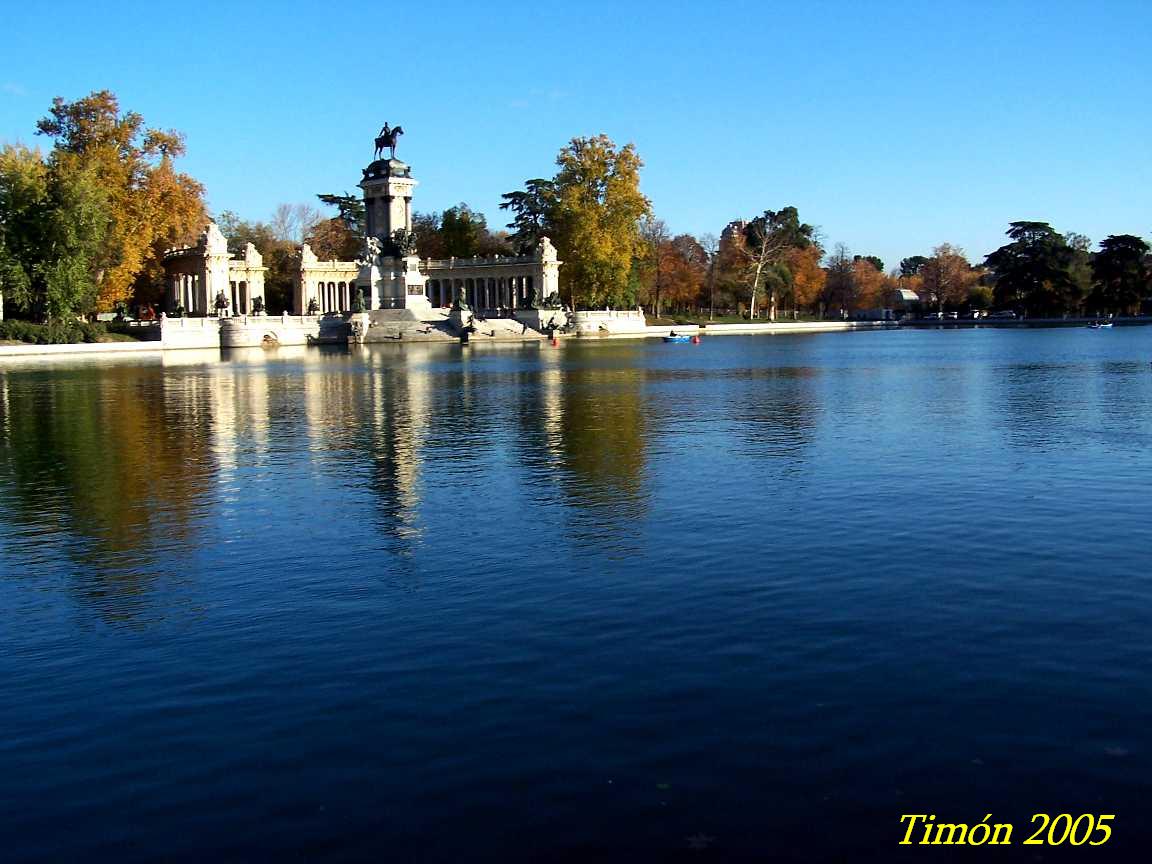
3, 0, 1149, 269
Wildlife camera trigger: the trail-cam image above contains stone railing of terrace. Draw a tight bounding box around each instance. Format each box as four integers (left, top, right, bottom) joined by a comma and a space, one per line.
219, 314, 339, 348
569, 310, 648, 336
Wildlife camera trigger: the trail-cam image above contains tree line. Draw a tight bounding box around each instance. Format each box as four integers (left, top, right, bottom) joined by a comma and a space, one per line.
3, 90, 1150, 323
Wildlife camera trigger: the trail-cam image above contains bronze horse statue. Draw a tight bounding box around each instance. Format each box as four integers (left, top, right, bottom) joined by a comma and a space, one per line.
374, 124, 404, 160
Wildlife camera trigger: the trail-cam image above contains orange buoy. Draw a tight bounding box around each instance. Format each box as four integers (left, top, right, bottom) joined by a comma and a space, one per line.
551, 337, 559, 347
691, 335, 701, 344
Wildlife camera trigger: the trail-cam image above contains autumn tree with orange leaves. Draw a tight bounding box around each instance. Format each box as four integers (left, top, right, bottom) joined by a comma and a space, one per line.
34, 90, 205, 312
921, 243, 979, 312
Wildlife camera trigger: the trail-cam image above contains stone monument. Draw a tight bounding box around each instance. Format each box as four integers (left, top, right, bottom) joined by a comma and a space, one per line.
355, 122, 430, 314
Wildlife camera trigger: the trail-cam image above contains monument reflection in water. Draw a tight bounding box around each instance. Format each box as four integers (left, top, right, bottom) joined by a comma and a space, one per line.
2, 329, 1150, 861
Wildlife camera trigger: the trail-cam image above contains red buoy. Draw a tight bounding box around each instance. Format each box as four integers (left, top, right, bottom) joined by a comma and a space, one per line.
691, 335, 701, 344
551, 337, 559, 347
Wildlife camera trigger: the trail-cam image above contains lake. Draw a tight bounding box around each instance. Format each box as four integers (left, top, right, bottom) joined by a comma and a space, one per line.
2, 328, 1150, 861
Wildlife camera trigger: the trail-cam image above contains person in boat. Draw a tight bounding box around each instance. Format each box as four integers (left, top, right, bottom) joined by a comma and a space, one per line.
669, 330, 678, 337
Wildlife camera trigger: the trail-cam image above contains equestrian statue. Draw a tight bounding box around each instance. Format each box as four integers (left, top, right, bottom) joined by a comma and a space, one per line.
373, 122, 405, 160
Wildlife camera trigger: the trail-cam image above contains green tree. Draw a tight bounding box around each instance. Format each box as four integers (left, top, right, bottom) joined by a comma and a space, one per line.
899, 255, 928, 278
984, 221, 1081, 316
500, 178, 557, 252
440, 203, 486, 258
1090, 234, 1150, 315
855, 254, 884, 273
0, 143, 108, 321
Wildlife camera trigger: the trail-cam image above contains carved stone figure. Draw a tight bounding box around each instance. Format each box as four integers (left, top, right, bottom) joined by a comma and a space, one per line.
543, 291, 563, 309
452, 286, 470, 312
391, 228, 418, 257
360, 235, 383, 265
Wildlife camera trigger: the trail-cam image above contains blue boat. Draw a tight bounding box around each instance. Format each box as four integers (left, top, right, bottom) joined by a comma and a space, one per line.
663, 334, 692, 343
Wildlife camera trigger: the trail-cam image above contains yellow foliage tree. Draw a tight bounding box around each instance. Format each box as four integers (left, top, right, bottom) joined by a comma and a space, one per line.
36, 91, 205, 311
550, 135, 650, 308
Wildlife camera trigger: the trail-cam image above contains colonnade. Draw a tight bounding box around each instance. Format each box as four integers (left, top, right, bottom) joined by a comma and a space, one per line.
310, 281, 354, 314
425, 274, 536, 312
171, 273, 203, 314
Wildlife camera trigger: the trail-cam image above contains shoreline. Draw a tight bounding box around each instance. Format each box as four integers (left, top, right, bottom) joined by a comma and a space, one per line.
0, 316, 1147, 361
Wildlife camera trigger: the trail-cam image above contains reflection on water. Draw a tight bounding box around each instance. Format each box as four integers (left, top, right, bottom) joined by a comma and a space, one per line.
0, 365, 216, 623
2, 328, 1152, 861
5, 331, 1151, 621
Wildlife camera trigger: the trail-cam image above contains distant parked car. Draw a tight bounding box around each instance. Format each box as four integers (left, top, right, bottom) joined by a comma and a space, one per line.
967, 310, 986, 319
988, 310, 1017, 319
924, 311, 944, 320
944, 311, 959, 319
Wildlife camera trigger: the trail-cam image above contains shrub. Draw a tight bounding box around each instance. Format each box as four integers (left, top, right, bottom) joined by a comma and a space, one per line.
0, 319, 107, 344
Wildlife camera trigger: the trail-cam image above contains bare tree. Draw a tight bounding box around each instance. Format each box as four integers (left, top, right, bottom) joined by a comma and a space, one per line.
271, 203, 323, 244
698, 232, 719, 320
639, 216, 670, 317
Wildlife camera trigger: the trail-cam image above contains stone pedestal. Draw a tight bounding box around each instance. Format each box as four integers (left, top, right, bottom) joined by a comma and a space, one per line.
367, 255, 430, 313
513, 308, 566, 333
360, 158, 416, 241
348, 312, 371, 344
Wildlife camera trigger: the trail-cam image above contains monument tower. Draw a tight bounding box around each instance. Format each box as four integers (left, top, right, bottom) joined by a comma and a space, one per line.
356, 123, 429, 312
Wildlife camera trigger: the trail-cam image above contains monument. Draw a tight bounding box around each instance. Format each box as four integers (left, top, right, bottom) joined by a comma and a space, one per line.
165, 122, 564, 344
354, 125, 430, 315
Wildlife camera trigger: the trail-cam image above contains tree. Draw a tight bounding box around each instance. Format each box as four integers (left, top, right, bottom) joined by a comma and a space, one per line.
503, 135, 650, 308
662, 234, 708, 313
410, 211, 446, 259
855, 255, 884, 274
271, 203, 322, 244
35, 90, 205, 311
638, 216, 671, 316
739, 207, 816, 319
822, 244, 855, 317
851, 256, 885, 310
698, 232, 719, 320
899, 255, 928, 278
984, 221, 1081, 316
500, 178, 557, 253
305, 217, 360, 261
785, 245, 826, 316
921, 243, 978, 312
1090, 234, 1150, 315
440, 203, 487, 258
0, 143, 108, 321
316, 193, 365, 239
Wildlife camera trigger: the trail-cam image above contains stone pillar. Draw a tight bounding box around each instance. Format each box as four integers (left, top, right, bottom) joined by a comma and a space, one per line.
538, 237, 561, 302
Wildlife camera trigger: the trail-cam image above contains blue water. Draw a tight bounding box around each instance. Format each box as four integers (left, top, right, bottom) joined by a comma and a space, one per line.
2, 329, 1150, 861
